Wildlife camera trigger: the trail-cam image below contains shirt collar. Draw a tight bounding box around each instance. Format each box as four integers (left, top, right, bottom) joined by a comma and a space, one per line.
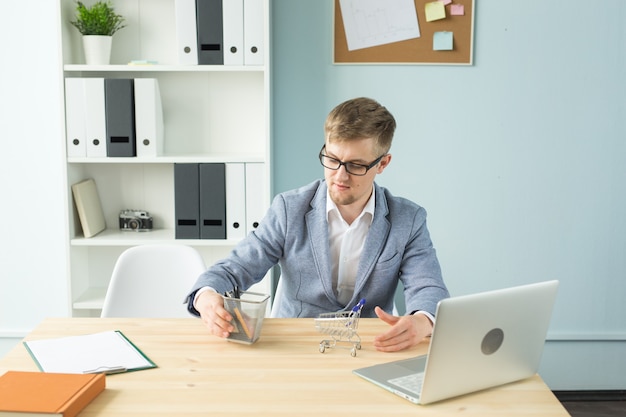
326, 186, 375, 225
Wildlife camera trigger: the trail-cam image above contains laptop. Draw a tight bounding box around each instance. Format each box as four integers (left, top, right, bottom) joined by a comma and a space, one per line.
353, 280, 559, 405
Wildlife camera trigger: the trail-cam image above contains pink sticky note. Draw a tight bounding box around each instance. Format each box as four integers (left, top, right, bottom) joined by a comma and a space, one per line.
439, 0, 452, 5
450, 4, 465, 16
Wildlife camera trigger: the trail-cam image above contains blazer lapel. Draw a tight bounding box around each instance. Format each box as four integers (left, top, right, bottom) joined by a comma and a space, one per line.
305, 182, 337, 303
351, 184, 391, 304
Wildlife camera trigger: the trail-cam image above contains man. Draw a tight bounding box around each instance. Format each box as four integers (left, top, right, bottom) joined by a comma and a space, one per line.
186, 97, 449, 352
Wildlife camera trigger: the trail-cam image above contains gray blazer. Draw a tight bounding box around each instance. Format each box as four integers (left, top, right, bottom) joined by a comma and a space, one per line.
187, 180, 449, 318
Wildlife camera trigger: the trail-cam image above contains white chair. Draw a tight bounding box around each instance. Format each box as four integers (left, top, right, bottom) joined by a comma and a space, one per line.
101, 245, 206, 318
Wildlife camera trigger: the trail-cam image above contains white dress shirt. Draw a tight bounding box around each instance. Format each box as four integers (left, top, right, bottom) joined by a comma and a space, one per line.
326, 188, 375, 305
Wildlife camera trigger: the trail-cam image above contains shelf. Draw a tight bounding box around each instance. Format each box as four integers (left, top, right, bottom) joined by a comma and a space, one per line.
64, 64, 266, 73
60, 0, 271, 316
71, 228, 242, 247
73, 287, 106, 310
67, 154, 265, 164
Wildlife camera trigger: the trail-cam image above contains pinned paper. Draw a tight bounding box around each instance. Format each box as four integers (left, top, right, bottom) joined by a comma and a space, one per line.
433, 31, 453, 51
425, 1, 446, 22
339, 0, 421, 51
450, 4, 465, 15
439, 0, 452, 5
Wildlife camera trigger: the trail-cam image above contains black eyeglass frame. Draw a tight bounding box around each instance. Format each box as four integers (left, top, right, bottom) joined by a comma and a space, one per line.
318, 145, 387, 176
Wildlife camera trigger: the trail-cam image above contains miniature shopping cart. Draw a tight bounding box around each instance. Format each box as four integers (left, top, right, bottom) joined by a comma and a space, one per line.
314, 299, 366, 357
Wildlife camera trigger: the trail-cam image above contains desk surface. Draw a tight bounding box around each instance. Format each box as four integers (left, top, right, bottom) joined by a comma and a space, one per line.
0, 318, 569, 416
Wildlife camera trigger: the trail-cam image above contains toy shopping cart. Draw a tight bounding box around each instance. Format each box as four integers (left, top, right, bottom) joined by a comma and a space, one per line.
314, 299, 366, 357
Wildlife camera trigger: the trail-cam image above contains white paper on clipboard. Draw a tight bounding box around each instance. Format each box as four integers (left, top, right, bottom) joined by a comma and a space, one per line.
23, 330, 156, 374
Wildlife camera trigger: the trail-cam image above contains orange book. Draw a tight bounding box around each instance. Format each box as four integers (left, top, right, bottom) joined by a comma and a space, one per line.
0, 371, 105, 416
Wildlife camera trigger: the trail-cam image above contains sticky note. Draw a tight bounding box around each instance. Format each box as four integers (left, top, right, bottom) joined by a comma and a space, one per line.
450, 4, 465, 15
425, 1, 446, 22
440, 0, 452, 5
433, 31, 453, 51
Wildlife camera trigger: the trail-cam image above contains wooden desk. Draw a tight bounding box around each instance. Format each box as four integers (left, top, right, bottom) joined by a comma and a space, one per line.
0, 318, 570, 416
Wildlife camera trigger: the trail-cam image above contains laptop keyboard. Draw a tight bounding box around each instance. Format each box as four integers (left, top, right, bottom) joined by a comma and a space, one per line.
388, 372, 425, 396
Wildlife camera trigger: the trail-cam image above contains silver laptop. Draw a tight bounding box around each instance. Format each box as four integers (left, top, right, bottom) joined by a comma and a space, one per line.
353, 280, 559, 405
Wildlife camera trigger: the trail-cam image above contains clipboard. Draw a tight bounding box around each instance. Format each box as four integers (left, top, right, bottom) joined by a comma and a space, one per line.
23, 330, 157, 374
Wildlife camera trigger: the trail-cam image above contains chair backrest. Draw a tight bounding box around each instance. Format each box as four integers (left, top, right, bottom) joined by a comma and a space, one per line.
101, 245, 206, 318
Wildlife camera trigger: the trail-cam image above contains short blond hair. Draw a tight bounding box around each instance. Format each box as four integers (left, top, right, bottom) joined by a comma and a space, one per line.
324, 97, 396, 155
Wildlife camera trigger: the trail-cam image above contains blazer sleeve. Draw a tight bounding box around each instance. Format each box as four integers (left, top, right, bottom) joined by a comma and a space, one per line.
186, 193, 289, 304
399, 205, 449, 316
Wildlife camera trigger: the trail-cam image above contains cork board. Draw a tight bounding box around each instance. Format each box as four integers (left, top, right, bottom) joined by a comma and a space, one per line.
334, 0, 475, 65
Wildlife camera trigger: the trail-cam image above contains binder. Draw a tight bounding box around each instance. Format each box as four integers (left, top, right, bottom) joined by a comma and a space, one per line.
84, 78, 107, 158
199, 163, 227, 239
64, 78, 87, 157
225, 163, 246, 239
196, 0, 224, 65
223, 0, 244, 66
105, 78, 136, 157
174, 163, 200, 239
245, 162, 265, 233
174, 0, 199, 65
134, 78, 164, 157
243, 0, 264, 66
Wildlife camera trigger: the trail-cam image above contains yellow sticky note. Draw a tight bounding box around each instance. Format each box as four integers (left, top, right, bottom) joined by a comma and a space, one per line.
425, 1, 446, 22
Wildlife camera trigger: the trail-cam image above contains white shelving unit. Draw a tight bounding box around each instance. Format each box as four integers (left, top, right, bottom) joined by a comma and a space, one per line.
59, 0, 271, 316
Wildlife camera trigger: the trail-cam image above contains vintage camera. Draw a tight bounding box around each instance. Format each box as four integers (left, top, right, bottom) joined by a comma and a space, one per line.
119, 209, 153, 232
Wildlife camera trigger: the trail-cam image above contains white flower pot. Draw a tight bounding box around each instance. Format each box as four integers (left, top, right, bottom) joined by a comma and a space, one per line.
82, 35, 112, 65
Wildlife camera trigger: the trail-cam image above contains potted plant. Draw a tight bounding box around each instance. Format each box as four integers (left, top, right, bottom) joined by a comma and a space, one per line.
70, 1, 126, 65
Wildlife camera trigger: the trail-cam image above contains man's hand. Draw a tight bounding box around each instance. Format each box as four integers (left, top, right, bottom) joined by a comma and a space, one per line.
195, 290, 234, 338
373, 306, 433, 352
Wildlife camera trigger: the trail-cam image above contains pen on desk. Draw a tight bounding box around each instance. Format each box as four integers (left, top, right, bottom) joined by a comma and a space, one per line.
83, 365, 127, 375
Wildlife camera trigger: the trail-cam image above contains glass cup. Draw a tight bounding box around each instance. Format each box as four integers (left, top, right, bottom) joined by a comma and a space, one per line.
222, 291, 270, 344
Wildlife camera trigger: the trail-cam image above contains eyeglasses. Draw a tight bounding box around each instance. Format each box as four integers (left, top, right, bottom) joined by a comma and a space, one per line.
318, 145, 386, 176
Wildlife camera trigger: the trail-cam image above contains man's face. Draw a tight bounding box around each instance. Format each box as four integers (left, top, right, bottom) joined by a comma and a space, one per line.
323, 138, 391, 209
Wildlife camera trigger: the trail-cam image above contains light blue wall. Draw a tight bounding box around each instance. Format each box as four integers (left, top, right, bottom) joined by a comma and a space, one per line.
272, 1, 626, 390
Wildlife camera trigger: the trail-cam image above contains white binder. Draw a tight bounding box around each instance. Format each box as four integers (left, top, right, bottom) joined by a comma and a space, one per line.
64, 78, 87, 157
134, 78, 164, 157
243, 0, 264, 66
174, 0, 199, 65
223, 0, 244, 66
83, 78, 107, 158
245, 162, 265, 233
226, 163, 246, 240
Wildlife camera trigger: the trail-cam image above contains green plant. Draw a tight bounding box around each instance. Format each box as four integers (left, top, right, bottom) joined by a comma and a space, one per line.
70, 1, 126, 36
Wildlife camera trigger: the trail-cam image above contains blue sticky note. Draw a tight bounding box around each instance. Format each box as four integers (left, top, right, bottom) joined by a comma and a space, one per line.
433, 31, 453, 51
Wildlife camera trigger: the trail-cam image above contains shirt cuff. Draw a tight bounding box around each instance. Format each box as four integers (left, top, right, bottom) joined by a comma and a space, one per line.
193, 286, 217, 310
410, 310, 435, 325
